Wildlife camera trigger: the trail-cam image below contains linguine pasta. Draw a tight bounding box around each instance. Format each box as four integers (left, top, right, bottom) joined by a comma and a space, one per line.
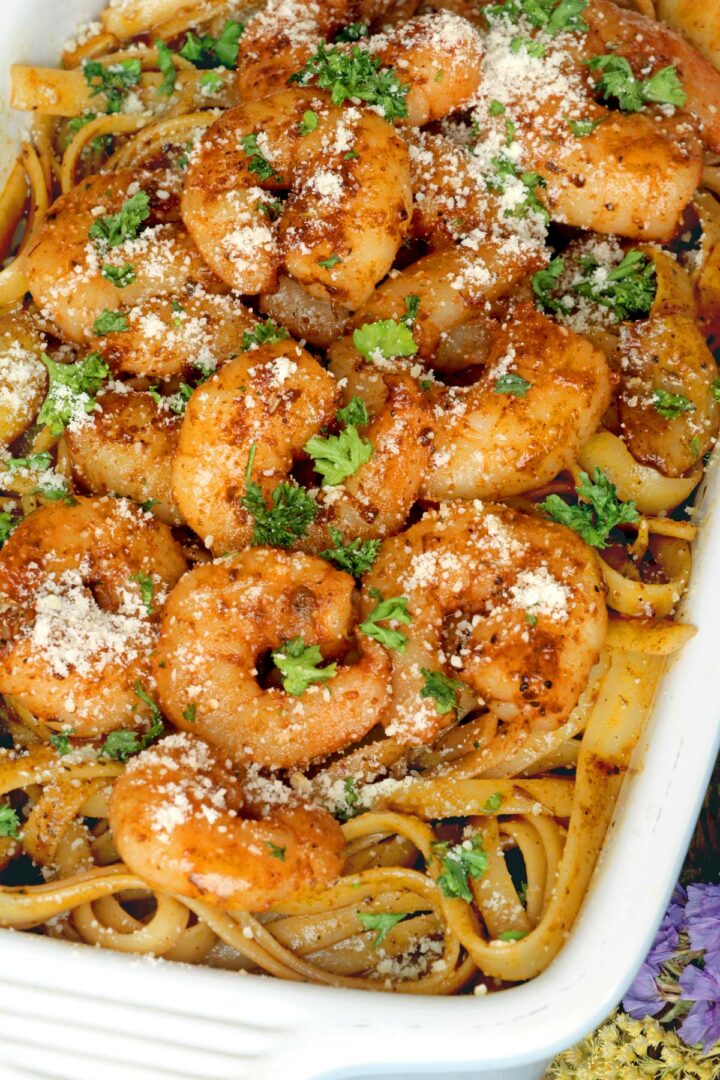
0, 0, 717, 997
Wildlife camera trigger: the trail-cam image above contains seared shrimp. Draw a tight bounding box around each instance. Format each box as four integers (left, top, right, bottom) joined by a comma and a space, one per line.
617, 315, 720, 477
110, 732, 344, 911
98, 289, 257, 381
153, 550, 391, 768
181, 89, 412, 309
25, 170, 220, 343
367, 11, 484, 125
421, 304, 612, 501
0, 310, 47, 447
363, 501, 607, 744
65, 389, 182, 525
260, 276, 349, 350
0, 497, 186, 735
172, 340, 336, 555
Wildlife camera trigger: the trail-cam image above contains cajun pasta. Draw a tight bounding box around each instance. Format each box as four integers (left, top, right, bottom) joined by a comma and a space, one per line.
0, 0, 717, 997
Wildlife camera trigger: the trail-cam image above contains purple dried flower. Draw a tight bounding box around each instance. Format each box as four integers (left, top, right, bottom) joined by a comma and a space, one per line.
623, 963, 665, 1019
686, 883, 720, 956
678, 964, 720, 1051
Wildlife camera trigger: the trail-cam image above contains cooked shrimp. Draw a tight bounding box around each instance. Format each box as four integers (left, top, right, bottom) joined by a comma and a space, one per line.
585, 0, 720, 152
97, 289, 257, 380
109, 732, 344, 911
260, 276, 349, 350
300, 374, 434, 551
469, 9, 703, 240
617, 315, 720, 476
367, 11, 484, 125
363, 500, 607, 744
421, 303, 612, 501
0, 310, 47, 447
64, 389, 182, 525
25, 170, 220, 343
181, 89, 412, 309
0, 497, 187, 735
153, 550, 391, 768
172, 340, 336, 555
406, 129, 493, 250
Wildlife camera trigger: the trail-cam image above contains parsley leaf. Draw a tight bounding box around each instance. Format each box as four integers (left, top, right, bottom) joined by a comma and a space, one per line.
32, 479, 76, 505
360, 594, 411, 651
199, 69, 224, 94
50, 730, 74, 755
433, 834, 488, 901
0, 803, 21, 839
482, 792, 504, 814
182, 703, 197, 724
494, 373, 532, 397
101, 262, 136, 288
133, 571, 155, 614
541, 467, 639, 548
487, 0, 588, 35
336, 396, 370, 428
155, 40, 176, 96
299, 109, 319, 135
272, 636, 337, 696
241, 319, 288, 350
100, 682, 163, 761
498, 929, 529, 941
404, 294, 420, 326
334, 21, 370, 42
358, 911, 409, 947
353, 318, 418, 361
179, 20, 244, 69
214, 20, 245, 67
242, 481, 318, 547
652, 388, 696, 419
93, 309, 128, 335
38, 352, 109, 435
713, 378, 720, 403
0, 513, 16, 547
320, 527, 380, 577
420, 669, 464, 714
289, 44, 409, 120
88, 191, 151, 249
566, 116, 604, 137
7, 452, 52, 472
266, 842, 286, 860
82, 58, 142, 113
531, 256, 565, 313
304, 425, 373, 486
240, 133, 280, 181
574, 248, 656, 321
335, 777, 361, 822
587, 55, 686, 112
317, 254, 343, 269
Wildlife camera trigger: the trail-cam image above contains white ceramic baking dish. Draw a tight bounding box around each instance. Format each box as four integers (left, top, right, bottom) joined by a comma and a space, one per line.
1, 3, 719, 1078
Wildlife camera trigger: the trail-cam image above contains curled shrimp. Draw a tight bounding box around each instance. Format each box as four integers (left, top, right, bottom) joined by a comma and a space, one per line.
363, 500, 607, 744
0, 497, 187, 735
367, 11, 485, 125
109, 732, 344, 911
421, 303, 612, 501
25, 170, 220, 344
97, 289, 258, 381
153, 550, 391, 768
65, 389, 182, 526
171, 340, 336, 555
181, 89, 412, 309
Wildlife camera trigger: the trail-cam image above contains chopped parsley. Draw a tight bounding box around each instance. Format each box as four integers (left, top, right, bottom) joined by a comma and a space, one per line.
179, 19, 245, 69
101, 262, 136, 288
199, 69, 224, 94
133, 571, 155, 614
651, 389, 695, 419
317, 254, 343, 269
482, 792, 504, 814
50, 730, 74, 756
257, 198, 283, 221
358, 911, 409, 947
88, 190, 151, 249
420, 669, 464, 715
289, 44, 409, 121
100, 682, 163, 761
38, 352, 109, 435
182, 704, 197, 724
320, 527, 380, 578
336, 396, 370, 428
510, 36, 546, 57
489, 99, 506, 116
304, 425, 373, 486
240, 133, 280, 181
531, 256, 565, 313
360, 593, 411, 651
272, 637, 337, 696
541, 467, 640, 548
32, 479, 76, 505
82, 58, 142, 113
93, 309, 128, 336
299, 109, 319, 135
335, 777, 361, 822
353, 318, 418, 361
266, 842, 286, 860
486, 0, 589, 35
712, 378, 720, 403
566, 116, 604, 137
7, 452, 52, 472
334, 21, 370, 42
403, 294, 420, 326
242, 480, 318, 548
241, 319, 288, 350
155, 40, 176, 96
498, 929, 528, 941
0, 804, 21, 840
587, 55, 686, 112
0, 513, 16, 547
433, 834, 488, 902
494, 373, 532, 397
574, 248, 656, 321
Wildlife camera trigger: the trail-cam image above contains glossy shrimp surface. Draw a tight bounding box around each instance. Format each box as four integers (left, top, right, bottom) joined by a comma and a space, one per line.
364, 501, 607, 744
153, 550, 391, 768
109, 732, 345, 911
0, 497, 186, 734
